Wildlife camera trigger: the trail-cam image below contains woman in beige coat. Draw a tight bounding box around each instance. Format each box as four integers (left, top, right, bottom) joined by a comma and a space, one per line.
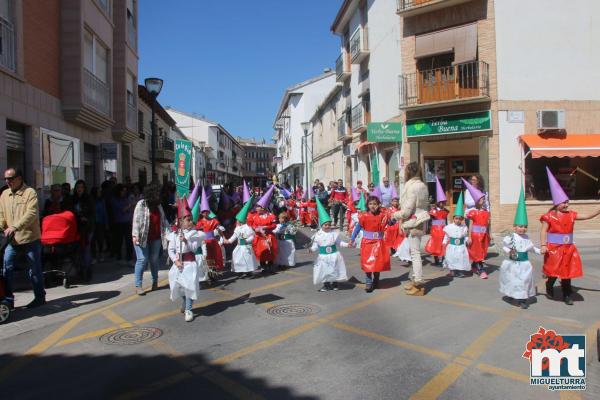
393, 162, 430, 296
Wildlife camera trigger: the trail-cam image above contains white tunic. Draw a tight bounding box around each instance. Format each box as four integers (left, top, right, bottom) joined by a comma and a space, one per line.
229, 224, 259, 273
273, 223, 296, 267
310, 230, 349, 285
442, 223, 470, 271
499, 233, 540, 299
168, 229, 203, 301
395, 237, 411, 261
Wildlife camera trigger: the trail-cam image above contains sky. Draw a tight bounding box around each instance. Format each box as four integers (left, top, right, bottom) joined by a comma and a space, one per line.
138, 0, 342, 141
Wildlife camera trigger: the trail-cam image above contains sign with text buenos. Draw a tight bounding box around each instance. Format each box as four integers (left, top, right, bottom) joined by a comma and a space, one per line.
174, 139, 192, 198
367, 122, 403, 142
406, 110, 492, 138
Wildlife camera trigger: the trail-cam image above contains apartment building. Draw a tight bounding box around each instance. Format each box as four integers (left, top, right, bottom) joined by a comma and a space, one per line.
166, 108, 243, 185
239, 138, 276, 188
134, 84, 175, 186
0, 0, 139, 192
331, 0, 403, 187
273, 71, 337, 188
397, 0, 600, 229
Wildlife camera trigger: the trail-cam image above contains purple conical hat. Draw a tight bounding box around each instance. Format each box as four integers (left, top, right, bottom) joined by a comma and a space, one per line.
204, 185, 213, 199
546, 166, 569, 205
390, 184, 398, 199
242, 180, 251, 203
218, 189, 232, 210
200, 187, 211, 212
461, 177, 485, 203
279, 185, 292, 199
372, 186, 382, 201
188, 181, 202, 209
435, 176, 447, 203
256, 184, 275, 209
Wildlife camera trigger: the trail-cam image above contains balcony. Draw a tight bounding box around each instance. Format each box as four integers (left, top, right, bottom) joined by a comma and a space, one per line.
399, 60, 490, 110
0, 16, 16, 72
337, 116, 351, 140
397, 0, 475, 17
154, 137, 174, 163
350, 26, 369, 64
351, 103, 370, 133
335, 52, 351, 82
83, 68, 110, 116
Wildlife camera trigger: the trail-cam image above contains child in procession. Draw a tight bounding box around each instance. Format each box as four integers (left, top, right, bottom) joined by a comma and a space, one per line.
442, 192, 471, 277
499, 189, 540, 309
425, 177, 449, 266
273, 212, 297, 269
195, 189, 225, 274
168, 198, 204, 322
249, 185, 279, 273
224, 196, 259, 278
310, 198, 350, 292
463, 178, 491, 279
384, 197, 405, 255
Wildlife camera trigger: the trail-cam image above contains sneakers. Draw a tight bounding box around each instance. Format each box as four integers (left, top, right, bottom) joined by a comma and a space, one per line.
405, 286, 425, 296
319, 283, 332, 292
184, 310, 194, 322
564, 296, 574, 306
480, 271, 488, 279
518, 300, 529, 309
25, 297, 46, 309
331, 282, 339, 291
135, 287, 146, 296
365, 283, 374, 293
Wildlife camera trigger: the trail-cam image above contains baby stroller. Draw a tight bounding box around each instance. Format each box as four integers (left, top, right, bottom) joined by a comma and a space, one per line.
0, 233, 14, 323
41, 211, 80, 288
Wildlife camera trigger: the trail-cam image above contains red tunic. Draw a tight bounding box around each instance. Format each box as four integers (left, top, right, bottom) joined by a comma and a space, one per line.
467, 209, 490, 262
196, 217, 224, 270
540, 211, 582, 279
286, 199, 298, 221
425, 208, 449, 257
250, 212, 278, 263
383, 207, 404, 251
358, 211, 391, 273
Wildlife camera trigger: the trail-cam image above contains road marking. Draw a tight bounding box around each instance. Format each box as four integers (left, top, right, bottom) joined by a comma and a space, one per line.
56, 326, 119, 347
103, 310, 134, 328
280, 269, 310, 277
475, 363, 530, 383
410, 314, 516, 399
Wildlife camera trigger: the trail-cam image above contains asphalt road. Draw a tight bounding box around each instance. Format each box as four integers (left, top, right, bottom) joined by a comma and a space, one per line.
1, 228, 599, 400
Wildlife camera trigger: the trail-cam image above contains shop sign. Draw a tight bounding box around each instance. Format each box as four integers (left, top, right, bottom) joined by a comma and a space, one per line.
406, 111, 492, 138
367, 122, 403, 142
174, 139, 193, 198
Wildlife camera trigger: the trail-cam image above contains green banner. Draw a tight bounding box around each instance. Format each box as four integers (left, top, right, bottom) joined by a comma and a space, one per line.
406, 111, 492, 138
367, 122, 403, 142
371, 151, 379, 185
174, 139, 192, 198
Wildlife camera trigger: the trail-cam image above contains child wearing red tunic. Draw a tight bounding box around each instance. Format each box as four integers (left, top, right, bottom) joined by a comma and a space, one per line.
196, 212, 225, 272
299, 200, 310, 226
351, 196, 392, 293
307, 199, 318, 228
286, 198, 298, 221
425, 202, 449, 266
383, 198, 404, 255
249, 205, 279, 273
467, 197, 490, 279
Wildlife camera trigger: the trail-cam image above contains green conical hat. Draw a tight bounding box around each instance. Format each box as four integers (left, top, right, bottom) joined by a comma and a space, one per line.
514, 187, 528, 226
454, 191, 465, 217
315, 196, 332, 226
357, 192, 367, 212
208, 211, 217, 219
191, 196, 201, 224
236, 195, 254, 224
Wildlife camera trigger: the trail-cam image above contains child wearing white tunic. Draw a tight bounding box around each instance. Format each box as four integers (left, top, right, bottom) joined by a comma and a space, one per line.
443, 216, 471, 277
168, 214, 202, 322
273, 212, 297, 268
225, 222, 259, 277
499, 229, 540, 309
310, 221, 350, 292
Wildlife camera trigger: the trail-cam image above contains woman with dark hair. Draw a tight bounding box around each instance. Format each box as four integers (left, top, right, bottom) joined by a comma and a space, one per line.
72, 179, 95, 281
393, 162, 430, 296
464, 174, 490, 214
132, 183, 170, 295
110, 184, 134, 263
90, 187, 108, 263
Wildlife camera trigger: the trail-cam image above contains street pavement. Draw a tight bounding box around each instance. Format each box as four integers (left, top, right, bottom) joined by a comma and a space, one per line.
1, 228, 599, 400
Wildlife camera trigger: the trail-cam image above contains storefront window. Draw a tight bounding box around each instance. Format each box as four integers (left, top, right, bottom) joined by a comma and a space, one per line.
41, 128, 80, 189
525, 157, 600, 201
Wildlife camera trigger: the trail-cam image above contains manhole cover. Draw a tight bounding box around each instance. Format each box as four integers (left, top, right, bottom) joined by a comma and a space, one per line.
266, 304, 321, 318
99, 327, 163, 345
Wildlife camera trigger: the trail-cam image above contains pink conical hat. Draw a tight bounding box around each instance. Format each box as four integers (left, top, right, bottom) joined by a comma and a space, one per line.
435, 176, 447, 203
461, 177, 484, 203
242, 180, 251, 203
200, 187, 211, 212
390, 184, 398, 199
546, 166, 569, 205
256, 184, 275, 208
188, 181, 202, 210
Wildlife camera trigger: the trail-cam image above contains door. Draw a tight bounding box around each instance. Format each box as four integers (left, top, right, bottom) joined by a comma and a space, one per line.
425, 156, 479, 213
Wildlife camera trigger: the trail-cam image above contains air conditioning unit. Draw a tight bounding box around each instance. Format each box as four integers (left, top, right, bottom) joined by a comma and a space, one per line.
537, 110, 565, 130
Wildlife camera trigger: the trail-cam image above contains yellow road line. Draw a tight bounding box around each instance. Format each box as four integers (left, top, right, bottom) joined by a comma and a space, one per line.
461, 316, 515, 360
422, 295, 499, 314
150, 339, 201, 370
475, 363, 530, 383
410, 363, 467, 400
329, 321, 453, 361
56, 326, 119, 347
103, 310, 134, 328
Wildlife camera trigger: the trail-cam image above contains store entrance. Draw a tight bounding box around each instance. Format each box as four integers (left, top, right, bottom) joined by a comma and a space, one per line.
424, 156, 479, 209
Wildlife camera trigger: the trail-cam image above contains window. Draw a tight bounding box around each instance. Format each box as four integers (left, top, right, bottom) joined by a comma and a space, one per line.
84, 30, 108, 83
138, 110, 144, 139
126, 0, 136, 48
126, 71, 136, 106
95, 0, 111, 16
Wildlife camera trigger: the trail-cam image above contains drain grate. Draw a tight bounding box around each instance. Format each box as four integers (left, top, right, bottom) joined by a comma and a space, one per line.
266, 304, 321, 318
99, 327, 163, 345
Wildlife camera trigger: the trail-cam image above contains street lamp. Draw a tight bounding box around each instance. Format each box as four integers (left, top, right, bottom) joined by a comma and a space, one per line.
144, 77, 163, 183
301, 122, 311, 195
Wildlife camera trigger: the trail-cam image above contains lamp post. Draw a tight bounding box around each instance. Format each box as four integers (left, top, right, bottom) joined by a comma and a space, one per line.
144, 77, 163, 183
300, 122, 311, 197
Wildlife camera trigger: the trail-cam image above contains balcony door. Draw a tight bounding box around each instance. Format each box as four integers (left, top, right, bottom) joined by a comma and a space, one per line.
417, 53, 455, 104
